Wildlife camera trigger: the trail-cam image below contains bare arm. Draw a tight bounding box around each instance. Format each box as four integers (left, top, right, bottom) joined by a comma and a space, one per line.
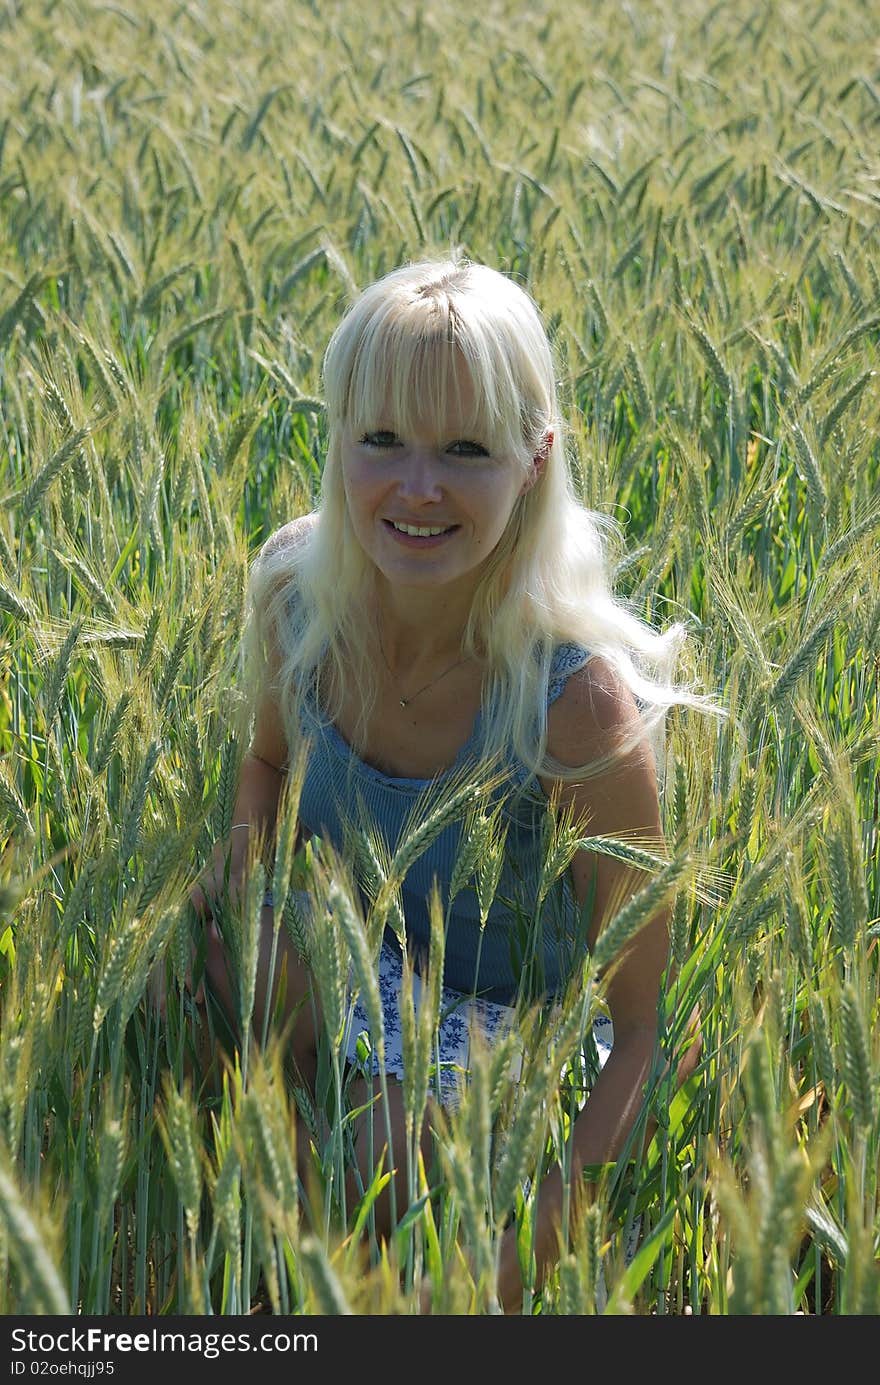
497, 657, 699, 1306
190, 515, 315, 916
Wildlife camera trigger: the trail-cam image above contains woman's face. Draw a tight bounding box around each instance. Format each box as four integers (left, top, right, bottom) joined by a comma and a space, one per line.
340, 368, 532, 596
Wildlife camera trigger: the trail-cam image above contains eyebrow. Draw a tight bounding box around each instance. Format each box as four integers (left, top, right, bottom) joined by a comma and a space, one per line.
362, 425, 488, 441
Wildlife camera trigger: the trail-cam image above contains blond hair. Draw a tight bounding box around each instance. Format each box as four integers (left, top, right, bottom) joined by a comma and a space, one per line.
242, 254, 721, 794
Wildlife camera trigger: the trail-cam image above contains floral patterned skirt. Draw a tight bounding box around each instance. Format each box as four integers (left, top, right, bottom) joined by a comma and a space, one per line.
341, 934, 614, 1108
265, 887, 614, 1108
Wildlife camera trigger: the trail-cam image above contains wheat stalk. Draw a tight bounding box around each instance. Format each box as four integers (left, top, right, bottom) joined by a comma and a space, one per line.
838, 983, 875, 1132
93, 920, 140, 1031
41, 616, 84, 729
591, 853, 690, 973
94, 689, 133, 776
96, 1107, 127, 1230
770, 616, 835, 706
827, 827, 856, 953
329, 876, 384, 1065
154, 609, 199, 712
298, 1236, 352, 1314
20, 426, 93, 523
0, 579, 34, 622
136, 604, 162, 677
118, 740, 162, 866
157, 1078, 202, 1240
0, 1157, 70, 1314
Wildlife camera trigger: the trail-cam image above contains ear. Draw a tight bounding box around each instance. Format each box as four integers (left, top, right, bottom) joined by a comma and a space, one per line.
520, 430, 553, 494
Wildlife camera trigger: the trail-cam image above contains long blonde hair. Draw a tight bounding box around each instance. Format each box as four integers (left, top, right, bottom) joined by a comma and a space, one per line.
242, 254, 721, 793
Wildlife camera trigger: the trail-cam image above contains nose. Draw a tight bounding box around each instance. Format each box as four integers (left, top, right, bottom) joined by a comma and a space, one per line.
395, 448, 444, 502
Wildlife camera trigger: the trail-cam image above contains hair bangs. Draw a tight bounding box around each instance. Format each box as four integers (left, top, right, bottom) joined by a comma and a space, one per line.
338, 296, 529, 461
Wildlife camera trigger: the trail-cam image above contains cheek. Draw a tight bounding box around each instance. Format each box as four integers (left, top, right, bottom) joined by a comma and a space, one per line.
487, 478, 525, 523
342, 459, 379, 507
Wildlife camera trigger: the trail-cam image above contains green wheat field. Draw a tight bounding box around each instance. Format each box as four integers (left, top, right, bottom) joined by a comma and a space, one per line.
1, 0, 878, 1315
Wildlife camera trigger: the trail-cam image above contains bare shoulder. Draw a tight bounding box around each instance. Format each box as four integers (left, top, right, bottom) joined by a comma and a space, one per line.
546, 653, 644, 768
259, 511, 318, 561
540, 654, 664, 960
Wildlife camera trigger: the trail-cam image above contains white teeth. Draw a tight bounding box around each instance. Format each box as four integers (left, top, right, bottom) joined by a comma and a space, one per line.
390, 521, 452, 537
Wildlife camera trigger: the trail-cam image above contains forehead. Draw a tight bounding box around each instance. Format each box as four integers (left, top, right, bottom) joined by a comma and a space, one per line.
376, 352, 479, 434
344, 330, 520, 452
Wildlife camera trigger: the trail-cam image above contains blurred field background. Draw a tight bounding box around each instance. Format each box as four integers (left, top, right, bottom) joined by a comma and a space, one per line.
1, 0, 878, 1314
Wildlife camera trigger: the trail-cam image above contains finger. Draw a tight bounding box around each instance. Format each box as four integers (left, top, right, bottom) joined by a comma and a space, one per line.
148, 958, 168, 1018
192, 921, 219, 1006
189, 884, 210, 920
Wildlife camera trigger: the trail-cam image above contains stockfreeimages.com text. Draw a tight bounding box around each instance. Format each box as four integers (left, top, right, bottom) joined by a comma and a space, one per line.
11, 1329, 316, 1359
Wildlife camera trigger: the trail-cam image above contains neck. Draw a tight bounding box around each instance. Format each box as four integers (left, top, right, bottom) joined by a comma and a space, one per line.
375, 578, 476, 674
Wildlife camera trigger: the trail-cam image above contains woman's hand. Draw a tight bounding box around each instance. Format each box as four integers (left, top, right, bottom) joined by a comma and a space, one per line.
149, 832, 249, 1016
188, 829, 251, 923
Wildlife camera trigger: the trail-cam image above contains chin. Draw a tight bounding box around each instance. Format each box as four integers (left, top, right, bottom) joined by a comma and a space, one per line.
383, 566, 457, 587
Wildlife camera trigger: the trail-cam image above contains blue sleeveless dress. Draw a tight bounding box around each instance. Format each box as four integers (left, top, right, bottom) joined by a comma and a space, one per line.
285, 640, 597, 1008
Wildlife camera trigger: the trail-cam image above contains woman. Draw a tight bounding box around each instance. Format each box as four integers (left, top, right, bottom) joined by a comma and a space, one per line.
190, 255, 711, 1309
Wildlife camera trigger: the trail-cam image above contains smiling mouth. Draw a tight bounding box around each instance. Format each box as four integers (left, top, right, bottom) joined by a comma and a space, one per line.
384, 520, 459, 538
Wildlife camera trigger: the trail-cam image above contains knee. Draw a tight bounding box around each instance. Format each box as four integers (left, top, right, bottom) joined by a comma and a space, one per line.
676, 1003, 702, 1085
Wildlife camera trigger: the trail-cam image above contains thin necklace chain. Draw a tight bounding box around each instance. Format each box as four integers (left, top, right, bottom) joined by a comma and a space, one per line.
375, 617, 471, 708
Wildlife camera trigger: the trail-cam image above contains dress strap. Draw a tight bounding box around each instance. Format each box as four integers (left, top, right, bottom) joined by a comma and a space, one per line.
547, 641, 591, 707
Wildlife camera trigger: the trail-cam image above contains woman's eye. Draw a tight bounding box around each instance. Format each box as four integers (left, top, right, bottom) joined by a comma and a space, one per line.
358, 432, 488, 456
448, 440, 488, 457
360, 431, 399, 448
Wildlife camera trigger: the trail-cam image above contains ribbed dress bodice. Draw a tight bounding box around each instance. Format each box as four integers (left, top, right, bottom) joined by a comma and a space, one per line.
295, 641, 594, 1005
